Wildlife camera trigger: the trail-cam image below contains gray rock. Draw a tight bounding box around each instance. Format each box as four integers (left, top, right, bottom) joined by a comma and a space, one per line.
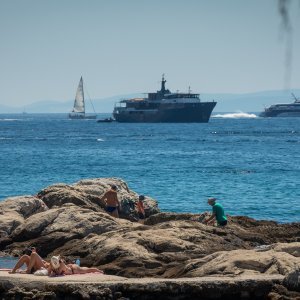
0, 196, 48, 237
283, 267, 300, 292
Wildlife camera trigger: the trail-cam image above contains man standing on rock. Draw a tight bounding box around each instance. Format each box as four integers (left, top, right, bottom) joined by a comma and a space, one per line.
100, 185, 121, 218
203, 197, 227, 226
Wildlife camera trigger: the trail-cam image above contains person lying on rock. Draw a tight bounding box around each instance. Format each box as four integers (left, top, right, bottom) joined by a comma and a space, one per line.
99, 185, 121, 218
49, 256, 104, 276
9, 247, 50, 274
203, 197, 227, 227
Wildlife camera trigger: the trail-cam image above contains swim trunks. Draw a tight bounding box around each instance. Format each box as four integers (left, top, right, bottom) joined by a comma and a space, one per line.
70, 265, 75, 274
138, 212, 145, 219
218, 220, 227, 226
106, 206, 117, 213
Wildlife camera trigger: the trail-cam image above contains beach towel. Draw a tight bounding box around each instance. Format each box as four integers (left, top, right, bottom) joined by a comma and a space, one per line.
34, 268, 48, 276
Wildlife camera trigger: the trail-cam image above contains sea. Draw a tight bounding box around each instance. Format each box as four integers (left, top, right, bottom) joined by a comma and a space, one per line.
0, 113, 299, 225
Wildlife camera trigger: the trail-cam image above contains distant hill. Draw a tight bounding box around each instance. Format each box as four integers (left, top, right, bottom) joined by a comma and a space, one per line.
203, 89, 300, 113
1, 90, 299, 114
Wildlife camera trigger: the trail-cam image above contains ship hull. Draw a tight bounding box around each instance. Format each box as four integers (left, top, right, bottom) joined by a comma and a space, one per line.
69, 113, 97, 120
113, 102, 216, 123
261, 110, 300, 117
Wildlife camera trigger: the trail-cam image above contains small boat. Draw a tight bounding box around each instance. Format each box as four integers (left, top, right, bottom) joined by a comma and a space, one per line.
69, 77, 97, 119
97, 117, 115, 123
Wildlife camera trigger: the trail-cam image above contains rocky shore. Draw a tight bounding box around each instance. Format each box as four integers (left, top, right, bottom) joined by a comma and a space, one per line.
0, 178, 299, 299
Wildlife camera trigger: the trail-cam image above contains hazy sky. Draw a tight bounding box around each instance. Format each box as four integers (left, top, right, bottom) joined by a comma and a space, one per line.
1, 0, 300, 107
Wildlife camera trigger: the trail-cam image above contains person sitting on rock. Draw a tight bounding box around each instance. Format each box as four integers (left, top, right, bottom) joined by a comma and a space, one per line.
203, 197, 227, 227
9, 247, 50, 274
49, 256, 103, 276
136, 195, 146, 224
99, 185, 121, 218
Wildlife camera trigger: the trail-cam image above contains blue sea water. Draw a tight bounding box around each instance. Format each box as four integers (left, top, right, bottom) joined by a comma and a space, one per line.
0, 113, 299, 223
0, 257, 19, 269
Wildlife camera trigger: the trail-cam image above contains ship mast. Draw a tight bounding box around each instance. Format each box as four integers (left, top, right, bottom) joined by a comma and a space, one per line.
161, 74, 166, 93
292, 93, 300, 103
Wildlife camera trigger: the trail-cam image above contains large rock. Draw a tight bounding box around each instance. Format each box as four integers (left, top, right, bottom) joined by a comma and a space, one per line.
176, 243, 300, 278
283, 267, 300, 292
0, 196, 47, 238
37, 178, 159, 221
6, 204, 130, 257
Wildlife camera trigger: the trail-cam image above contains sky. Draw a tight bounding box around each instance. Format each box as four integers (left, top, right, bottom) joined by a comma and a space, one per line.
0, 0, 300, 107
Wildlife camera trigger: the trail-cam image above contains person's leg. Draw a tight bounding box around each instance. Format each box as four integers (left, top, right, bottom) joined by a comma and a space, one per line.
82, 267, 103, 273
26, 252, 46, 273
74, 266, 103, 274
111, 208, 119, 218
138, 213, 145, 224
9, 255, 30, 273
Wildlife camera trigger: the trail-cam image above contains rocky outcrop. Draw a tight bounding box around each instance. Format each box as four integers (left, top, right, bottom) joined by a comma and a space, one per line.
37, 178, 159, 221
1, 179, 300, 278
0, 196, 47, 238
174, 243, 300, 278
0, 178, 159, 257
0, 178, 300, 298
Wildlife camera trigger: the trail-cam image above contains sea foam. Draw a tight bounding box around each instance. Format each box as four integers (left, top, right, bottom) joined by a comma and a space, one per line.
213, 112, 257, 119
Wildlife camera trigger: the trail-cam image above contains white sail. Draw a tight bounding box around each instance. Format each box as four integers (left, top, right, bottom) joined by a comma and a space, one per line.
69, 77, 97, 119
72, 77, 85, 113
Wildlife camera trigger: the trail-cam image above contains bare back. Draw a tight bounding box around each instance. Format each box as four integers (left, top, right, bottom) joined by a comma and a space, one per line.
101, 190, 119, 207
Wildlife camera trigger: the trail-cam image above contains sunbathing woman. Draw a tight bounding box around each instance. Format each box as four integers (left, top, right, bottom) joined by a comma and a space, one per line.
49, 256, 103, 276
9, 248, 49, 274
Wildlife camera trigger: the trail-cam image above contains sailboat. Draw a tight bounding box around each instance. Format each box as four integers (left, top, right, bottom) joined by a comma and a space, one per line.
69, 77, 97, 119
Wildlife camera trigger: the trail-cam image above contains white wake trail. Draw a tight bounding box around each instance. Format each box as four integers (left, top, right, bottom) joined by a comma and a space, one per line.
213, 112, 257, 119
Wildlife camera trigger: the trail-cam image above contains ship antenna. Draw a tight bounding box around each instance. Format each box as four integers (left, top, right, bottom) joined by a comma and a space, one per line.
161, 74, 166, 92
291, 93, 300, 102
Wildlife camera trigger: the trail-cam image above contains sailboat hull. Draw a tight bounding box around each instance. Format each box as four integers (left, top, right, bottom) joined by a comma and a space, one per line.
69, 113, 96, 119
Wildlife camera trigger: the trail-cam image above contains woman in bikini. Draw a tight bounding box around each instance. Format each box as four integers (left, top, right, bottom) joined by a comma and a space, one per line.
49, 256, 104, 276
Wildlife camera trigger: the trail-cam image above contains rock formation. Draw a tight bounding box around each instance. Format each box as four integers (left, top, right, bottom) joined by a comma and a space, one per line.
0, 178, 299, 299
283, 267, 300, 292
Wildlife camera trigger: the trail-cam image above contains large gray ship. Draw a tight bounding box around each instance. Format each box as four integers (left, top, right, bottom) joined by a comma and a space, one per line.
260, 93, 300, 117
113, 75, 216, 123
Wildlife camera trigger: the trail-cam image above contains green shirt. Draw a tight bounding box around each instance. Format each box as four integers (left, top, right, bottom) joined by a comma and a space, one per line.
212, 202, 227, 224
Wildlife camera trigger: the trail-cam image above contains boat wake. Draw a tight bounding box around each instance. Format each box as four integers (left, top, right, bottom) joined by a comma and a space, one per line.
0, 118, 20, 122
213, 112, 257, 119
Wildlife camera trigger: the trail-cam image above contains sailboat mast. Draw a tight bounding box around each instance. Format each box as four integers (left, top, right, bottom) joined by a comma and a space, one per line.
81, 76, 85, 114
